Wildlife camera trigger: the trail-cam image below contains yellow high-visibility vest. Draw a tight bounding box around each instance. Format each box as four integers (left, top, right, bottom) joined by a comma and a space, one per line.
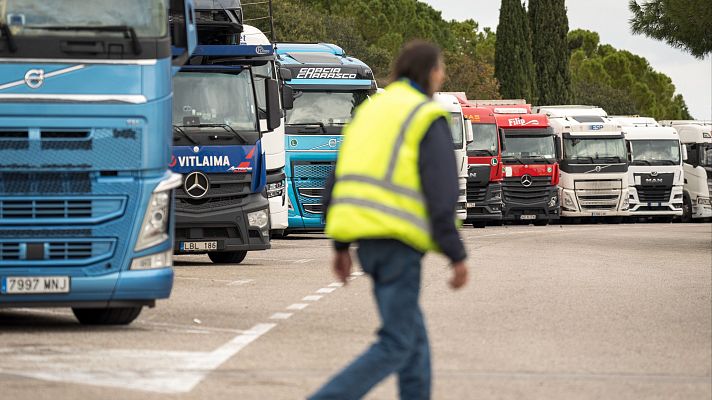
325, 80, 450, 253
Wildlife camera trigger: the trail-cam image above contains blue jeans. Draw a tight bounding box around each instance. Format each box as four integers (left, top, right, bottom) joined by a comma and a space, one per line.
309, 239, 430, 400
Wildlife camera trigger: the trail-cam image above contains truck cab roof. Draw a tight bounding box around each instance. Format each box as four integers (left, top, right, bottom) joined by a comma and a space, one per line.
610, 116, 660, 127
434, 93, 462, 113
660, 122, 712, 144
495, 113, 550, 130
275, 43, 374, 90
621, 126, 679, 141
549, 116, 623, 137
535, 105, 608, 118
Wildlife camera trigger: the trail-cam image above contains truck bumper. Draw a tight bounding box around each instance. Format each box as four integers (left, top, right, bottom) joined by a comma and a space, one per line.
0, 267, 173, 308
502, 183, 559, 222
560, 187, 629, 218
628, 186, 683, 216
466, 182, 503, 222
174, 194, 271, 254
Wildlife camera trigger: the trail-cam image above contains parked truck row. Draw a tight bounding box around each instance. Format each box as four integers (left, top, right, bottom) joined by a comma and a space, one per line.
0, 0, 708, 325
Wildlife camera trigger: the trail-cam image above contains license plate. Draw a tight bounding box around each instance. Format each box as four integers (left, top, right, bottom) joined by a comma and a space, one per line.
180, 241, 218, 251
466, 202, 477, 208
592, 212, 607, 217
2, 276, 70, 294
520, 214, 537, 220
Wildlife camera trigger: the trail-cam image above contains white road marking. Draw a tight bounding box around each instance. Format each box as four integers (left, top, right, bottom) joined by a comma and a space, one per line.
175, 277, 254, 286
302, 295, 323, 302
0, 323, 276, 394
269, 313, 293, 320
316, 288, 336, 294
286, 303, 309, 310
294, 259, 314, 264
350, 271, 364, 276
328, 282, 344, 288
227, 279, 254, 286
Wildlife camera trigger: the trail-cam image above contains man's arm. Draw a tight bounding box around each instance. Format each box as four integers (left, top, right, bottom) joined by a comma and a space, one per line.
418, 117, 468, 264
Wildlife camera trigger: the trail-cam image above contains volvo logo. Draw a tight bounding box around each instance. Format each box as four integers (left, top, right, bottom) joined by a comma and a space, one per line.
521, 174, 533, 187
328, 138, 338, 148
24, 69, 45, 89
184, 172, 210, 199
595, 166, 602, 173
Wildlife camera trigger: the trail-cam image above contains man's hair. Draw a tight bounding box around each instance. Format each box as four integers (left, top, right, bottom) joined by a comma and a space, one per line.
391, 40, 443, 96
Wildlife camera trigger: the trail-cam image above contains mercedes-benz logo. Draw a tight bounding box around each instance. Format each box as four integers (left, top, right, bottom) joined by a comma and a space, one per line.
184, 172, 210, 199
521, 174, 533, 187
24, 69, 45, 89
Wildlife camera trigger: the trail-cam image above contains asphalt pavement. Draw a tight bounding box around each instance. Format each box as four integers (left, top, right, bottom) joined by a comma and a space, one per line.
0, 222, 710, 400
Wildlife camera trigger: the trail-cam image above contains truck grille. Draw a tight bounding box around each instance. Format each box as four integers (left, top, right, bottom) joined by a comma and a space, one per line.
0, 197, 125, 225
466, 182, 487, 203
636, 186, 672, 203
0, 239, 115, 265
574, 180, 622, 211
503, 177, 552, 205
292, 162, 334, 216
0, 172, 91, 194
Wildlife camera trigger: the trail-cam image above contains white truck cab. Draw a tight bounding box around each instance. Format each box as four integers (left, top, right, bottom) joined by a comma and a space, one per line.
242, 25, 288, 234
435, 93, 474, 221
610, 117, 685, 220
659, 120, 712, 221
537, 106, 629, 220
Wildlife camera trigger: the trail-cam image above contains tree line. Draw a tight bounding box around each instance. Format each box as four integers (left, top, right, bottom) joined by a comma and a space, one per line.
250, 0, 697, 119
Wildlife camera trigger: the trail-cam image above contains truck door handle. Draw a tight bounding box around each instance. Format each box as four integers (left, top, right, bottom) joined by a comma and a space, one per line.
61, 41, 105, 54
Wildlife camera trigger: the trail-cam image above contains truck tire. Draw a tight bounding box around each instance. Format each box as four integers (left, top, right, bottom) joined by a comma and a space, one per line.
533, 220, 549, 227
472, 221, 487, 229
681, 194, 693, 223
72, 307, 142, 325
208, 251, 248, 264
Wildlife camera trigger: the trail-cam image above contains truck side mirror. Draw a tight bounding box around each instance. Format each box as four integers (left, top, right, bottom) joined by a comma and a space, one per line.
499, 129, 506, 152
554, 136, 562, 160
279, 68, 293, 81
681, 144, 688, 162
281, 85, 295, 111
466, 121, 474, 144
265, 79, 281, 131
170, 0, 197, 73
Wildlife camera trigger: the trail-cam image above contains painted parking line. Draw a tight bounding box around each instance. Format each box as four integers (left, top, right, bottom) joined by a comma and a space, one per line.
316, 288, 336, 294
287, 303, 310, 311
302, 295, 323, 301
269, 313, 293, 320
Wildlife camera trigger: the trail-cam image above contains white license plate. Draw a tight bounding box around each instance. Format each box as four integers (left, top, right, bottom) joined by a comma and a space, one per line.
520, 214, 537, 220
466, 202, 477, 208
592, 212, 607, 217
2, 276, 70, 294
181, 241, 218, 251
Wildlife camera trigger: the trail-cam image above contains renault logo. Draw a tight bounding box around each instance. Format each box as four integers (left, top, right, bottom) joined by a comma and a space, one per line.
24, 69, 45, 89
521, 174, 533, 187
184, 172, 210, 199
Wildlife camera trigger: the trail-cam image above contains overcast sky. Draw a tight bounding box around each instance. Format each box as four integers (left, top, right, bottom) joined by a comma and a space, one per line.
421, 0, 712, 120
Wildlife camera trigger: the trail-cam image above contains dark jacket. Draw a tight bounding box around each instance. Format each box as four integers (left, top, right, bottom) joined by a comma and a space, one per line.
323, 86, 467, 264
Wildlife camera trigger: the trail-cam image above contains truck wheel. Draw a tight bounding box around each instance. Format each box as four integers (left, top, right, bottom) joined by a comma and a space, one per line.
681, 195, 693, 223
472, 221, 487, 229
208, 251, 248, 264
533, 220, 549, 227
72, 307, 142, 325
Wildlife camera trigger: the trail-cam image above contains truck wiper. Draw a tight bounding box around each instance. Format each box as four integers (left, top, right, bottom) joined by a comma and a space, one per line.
597, 156, 624, 163
23, 25, 141, 55
0, 23, 18, 52
173, 125, 198, 146
468, 149, 494, 156
188, 123, 249, 144
631, 159, 651, 166
502, 155, 525, 164
528, 155, 556, 164
570, 156, 594, 163
286, 122, 327, 133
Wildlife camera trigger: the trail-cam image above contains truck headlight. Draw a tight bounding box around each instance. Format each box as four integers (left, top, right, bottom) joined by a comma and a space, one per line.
563, 192, 575, 210
131, 250, 172, 270
698, 197, 711, 206
548, 195, 558, 208
267, 181, 285, 198
248, 209, 269, 229
135, 191, 171, 251
621, 196, 629, 210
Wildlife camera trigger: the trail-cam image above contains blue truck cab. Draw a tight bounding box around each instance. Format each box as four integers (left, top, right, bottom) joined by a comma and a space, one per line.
0, 0, 197, 325
170, 0, 282, 264
275, 43, 376, 232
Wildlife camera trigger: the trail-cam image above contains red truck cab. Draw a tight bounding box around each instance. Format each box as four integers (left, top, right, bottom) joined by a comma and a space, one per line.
495, 113, 561, 224
458, 99, 504, 227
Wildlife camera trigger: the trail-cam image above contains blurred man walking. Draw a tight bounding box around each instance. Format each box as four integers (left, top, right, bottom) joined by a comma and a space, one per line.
310, 40, 469, 400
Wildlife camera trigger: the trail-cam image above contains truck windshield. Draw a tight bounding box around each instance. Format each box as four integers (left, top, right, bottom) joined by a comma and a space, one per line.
629, 140, 681, 165
172, 71, 259, 134
702, 144, 712, 168
502, 134, 555, 163
449, 113, 464, 149
467, 123, 498, 156
564, 137, 627, 163
286, 91, 368, 127
0, 0, 168, 37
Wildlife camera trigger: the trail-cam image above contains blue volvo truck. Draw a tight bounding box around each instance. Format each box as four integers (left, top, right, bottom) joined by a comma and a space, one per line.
0, 0, 197, 325
275, 43, 376, 232
171, 0, 282, 264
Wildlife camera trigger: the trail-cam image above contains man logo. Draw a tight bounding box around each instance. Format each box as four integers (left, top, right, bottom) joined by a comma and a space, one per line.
521, 174, 533, 187
650, 171, 659, 176
184, 172, 210, 199
24, 69, 45, 89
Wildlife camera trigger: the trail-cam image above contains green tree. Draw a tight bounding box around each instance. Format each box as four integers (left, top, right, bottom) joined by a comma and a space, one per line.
629, 0, 712, 59
495, 0, 535, 101
529, 0, 571, 104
